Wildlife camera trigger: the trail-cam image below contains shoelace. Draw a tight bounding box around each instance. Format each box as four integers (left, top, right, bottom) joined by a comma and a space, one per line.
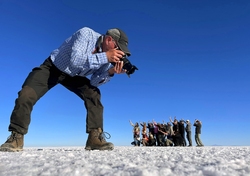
99, 131, 111, 142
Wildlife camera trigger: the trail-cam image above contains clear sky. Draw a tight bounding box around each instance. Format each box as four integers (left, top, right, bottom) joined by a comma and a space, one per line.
0, 0, 249, 147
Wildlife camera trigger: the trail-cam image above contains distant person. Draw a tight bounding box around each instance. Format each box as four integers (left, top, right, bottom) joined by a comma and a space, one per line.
147, 132, 156, 146
185, 120, 192, 146
193, 120, 204, 147
165, 122, 174, 146
156, 123, 167, 146
179, 120, 187, 146
170, 117, 179, 134
158, 123, 173, 146
165, 139, 174, 146
0, 27, 132, 152
165, 122, 174, 136
129, 120, 141, 146
152, 120, 159, 145
172, 131, 184, 146
141, 122, 149, 146
147, 122, 155, 139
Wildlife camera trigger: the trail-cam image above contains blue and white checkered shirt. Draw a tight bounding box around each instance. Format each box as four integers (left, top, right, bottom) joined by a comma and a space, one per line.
50, 27, 113, 87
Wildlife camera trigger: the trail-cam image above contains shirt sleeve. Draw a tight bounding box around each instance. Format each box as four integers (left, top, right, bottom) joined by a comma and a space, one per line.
90, 63, 114, 87
70, 28, 109, 70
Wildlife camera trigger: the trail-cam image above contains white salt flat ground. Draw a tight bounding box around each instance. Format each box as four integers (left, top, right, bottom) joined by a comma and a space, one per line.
0, 146, 250, 176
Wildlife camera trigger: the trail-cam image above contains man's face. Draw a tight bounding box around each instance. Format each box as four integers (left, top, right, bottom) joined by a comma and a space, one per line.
102, 36, 118, 52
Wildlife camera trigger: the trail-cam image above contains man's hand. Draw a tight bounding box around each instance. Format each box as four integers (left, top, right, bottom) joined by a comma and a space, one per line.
108, 61, 126, 75
106, 49, 124, 63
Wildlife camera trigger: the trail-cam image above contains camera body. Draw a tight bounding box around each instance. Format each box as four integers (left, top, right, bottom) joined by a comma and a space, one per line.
120, 55, 138, 77
111, 55, 138, 77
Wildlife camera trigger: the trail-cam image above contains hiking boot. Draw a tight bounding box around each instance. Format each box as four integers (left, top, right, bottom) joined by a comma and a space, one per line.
0, 131, 24, 152
85, 128, 114, 151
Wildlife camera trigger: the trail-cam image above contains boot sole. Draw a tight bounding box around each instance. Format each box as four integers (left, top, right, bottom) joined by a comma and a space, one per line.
85, 146, 114, 151
0, 147, 23, 152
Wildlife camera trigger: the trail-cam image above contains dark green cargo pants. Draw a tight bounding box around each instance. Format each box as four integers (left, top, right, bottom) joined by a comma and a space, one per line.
9, 57, 103, 134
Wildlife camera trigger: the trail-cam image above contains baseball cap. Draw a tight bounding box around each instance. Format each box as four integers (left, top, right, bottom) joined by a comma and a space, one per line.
106, 28, 131, 56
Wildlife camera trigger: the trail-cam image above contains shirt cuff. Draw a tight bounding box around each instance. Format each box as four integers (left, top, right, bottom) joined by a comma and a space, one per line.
95, 52, 108, 65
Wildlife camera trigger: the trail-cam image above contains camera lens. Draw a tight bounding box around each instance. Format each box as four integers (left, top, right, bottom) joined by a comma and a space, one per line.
110, 56, 138, 77
120, 56, 138, 76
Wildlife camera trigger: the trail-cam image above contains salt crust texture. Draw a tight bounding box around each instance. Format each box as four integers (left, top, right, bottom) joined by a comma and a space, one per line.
0, 146, 250, 176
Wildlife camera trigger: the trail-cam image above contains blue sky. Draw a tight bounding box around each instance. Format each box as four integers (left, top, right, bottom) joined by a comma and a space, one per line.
0, 0, 249, 147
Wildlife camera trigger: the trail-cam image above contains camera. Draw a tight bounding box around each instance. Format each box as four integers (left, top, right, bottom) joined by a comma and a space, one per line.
112, 55, 138, 77
120, 55, 138, 77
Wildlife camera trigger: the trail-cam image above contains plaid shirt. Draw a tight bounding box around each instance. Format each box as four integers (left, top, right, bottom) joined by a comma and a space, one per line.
50, 27, 113, 87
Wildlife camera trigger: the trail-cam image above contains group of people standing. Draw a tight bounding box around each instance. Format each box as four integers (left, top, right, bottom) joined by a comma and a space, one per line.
129, 117, 204, 147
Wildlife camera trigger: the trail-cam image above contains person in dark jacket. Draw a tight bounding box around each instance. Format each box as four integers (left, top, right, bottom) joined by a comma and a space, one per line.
172, 131, 184, 146
156, 123, 167, 146
147, 122, 155, 138
193, 120, 204, 147
179, 120, 187, 146
170, 117, 179, 134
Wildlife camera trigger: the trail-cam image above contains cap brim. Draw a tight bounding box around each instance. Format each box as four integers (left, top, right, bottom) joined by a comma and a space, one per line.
117, 43, 131, 56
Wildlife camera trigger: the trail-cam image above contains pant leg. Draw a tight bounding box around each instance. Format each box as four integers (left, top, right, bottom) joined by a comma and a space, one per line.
161, 135, 166, 146
9, 58, 61, 134
60, 76, 103, 133
181, 133, 187, 146
195, 133, 201, 146
197, 134, 203, 146
166, 139, 173, 146
156, 134, 160, 146
187, 131, 192, 146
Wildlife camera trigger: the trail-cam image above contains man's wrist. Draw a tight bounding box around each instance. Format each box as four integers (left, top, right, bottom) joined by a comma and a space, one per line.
108, 69, 115, 77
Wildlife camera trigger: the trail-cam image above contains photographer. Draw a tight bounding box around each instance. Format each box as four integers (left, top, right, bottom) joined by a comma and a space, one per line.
1, 27, 132, 152
193, 119, 204, 147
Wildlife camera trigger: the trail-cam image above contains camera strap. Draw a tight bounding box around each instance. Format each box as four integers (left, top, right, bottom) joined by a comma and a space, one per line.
95, 35, 104, 53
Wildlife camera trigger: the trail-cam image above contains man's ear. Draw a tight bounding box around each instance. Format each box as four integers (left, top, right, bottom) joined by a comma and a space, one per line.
106, 35, 113, 43
102, 35, 108, 45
